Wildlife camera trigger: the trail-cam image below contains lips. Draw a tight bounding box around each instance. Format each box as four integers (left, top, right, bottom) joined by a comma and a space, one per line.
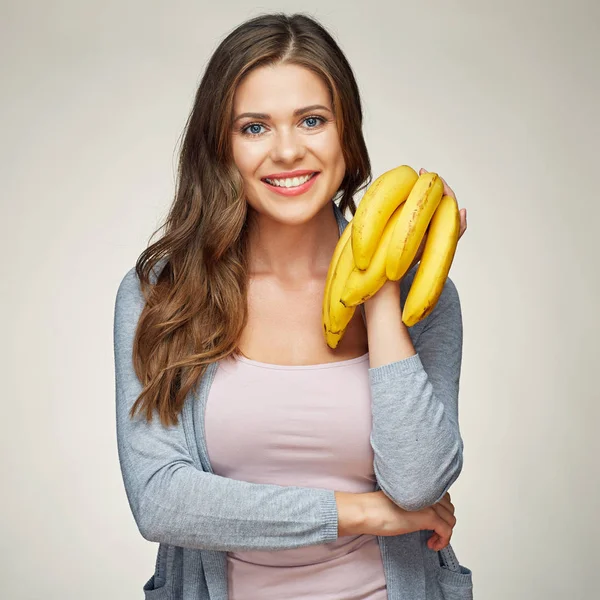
263, 172, 318, 187
261, 171, 320, 196
261, 169, 319, 180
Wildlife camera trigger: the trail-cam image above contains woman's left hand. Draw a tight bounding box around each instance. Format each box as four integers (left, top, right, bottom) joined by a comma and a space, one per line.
366, 168, 467, 303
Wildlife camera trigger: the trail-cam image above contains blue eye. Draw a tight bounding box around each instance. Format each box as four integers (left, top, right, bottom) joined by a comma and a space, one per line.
240, 115, 327, 137
246, 123, 265, 135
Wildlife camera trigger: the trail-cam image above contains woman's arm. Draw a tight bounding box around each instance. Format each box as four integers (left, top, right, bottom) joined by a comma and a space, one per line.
115, 266, 348, 551
363, 272, 464, 511
364, 278, 418, 367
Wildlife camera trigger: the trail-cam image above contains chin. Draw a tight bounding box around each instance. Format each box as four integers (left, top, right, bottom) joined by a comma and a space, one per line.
263, 203, 322, 226
249, 190, 332, 225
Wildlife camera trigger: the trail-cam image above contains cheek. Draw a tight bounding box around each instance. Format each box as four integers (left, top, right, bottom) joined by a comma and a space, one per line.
312, 131, 344, 167
231, 139, 263, 178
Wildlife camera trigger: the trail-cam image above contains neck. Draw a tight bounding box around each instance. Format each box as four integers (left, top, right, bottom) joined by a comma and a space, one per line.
246, 202, 340, 283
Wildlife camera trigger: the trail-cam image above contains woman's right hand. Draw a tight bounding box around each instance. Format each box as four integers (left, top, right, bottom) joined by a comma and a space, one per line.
363, 490, 457, 552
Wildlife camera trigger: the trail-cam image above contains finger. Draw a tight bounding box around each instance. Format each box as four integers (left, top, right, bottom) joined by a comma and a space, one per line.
432, 502, 457, 530
437, 496, 455, 516
429, 520, 453, 551
427, 532, 441, 550
419, 168, 456, 199
430, 514, 453, 550
429, 532, 450, 551
428, 532, 452, 551
430, 504, 456, 550
419, 170, 465, 242
435, 493, 454, 514
419, 507, 453, 550
455, 208, 467, 240
439, 176, 455, 198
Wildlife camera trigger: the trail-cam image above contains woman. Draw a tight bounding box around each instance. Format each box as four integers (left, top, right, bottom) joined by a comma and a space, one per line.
114, 11, 471, 600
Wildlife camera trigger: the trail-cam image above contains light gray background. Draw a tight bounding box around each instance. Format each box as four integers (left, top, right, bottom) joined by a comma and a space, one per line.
2, 1, 598, 598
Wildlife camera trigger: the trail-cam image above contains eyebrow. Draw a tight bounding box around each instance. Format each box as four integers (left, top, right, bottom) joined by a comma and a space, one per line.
232, 104, 333, 123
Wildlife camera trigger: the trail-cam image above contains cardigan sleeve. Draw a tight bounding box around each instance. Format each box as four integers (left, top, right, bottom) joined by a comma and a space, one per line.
367, 274, 464, 511
114, 266, 339, 551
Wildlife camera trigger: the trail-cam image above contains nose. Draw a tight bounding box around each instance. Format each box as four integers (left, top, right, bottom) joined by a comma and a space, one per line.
269, 127, 306, 164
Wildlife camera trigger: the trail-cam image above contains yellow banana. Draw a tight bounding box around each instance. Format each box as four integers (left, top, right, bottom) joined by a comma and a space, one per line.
340, 202, 405, 307
352, 165, 419, 271
402, 194, 460, 326
322, 222, 353, 348
386, 172, 444, 282
328, 234, 357, 344
325, 329, 343, 349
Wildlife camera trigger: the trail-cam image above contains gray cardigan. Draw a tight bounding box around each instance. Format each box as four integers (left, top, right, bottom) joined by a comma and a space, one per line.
114, 202, 474, 599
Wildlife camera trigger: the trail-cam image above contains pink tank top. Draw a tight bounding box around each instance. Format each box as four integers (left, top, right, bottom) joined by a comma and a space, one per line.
204, 351, 388, 600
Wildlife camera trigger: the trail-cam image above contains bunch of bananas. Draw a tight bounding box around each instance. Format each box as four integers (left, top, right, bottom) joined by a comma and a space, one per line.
322, 165, 460, 349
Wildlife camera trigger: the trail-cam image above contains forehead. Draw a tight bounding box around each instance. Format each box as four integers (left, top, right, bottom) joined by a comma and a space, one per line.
233, 63, 331, 114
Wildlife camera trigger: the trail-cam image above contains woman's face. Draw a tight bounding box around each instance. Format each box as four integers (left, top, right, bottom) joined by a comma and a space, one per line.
230, 62, 346, 225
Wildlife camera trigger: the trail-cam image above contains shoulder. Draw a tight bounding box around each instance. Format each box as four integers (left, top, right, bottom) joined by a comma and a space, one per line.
117, 265, 139, 293
113, 267, 146, 347
115, 266, 144, 312
115, 258, 170, 310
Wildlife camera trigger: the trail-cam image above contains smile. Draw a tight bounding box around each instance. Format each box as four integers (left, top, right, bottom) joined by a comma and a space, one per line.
261, 172, 320, 197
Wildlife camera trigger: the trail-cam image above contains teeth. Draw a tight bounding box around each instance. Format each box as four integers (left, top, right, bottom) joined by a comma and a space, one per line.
265, 173, 315, 187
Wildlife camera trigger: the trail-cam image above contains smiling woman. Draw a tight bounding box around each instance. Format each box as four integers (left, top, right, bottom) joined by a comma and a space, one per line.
121, 12, 372, 426
231, 63, 346, 221
114, 10, 472, 600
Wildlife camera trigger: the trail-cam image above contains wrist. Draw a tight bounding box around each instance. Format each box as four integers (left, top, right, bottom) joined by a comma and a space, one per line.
355, 492, 381, 535
363, 279, 416, 368
364, 280, 401, 317
364, 280, 403, 330
334, 491, 369, 536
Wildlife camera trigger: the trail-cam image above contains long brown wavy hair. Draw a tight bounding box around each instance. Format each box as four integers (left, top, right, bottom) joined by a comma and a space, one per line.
129, 12, 372, 426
